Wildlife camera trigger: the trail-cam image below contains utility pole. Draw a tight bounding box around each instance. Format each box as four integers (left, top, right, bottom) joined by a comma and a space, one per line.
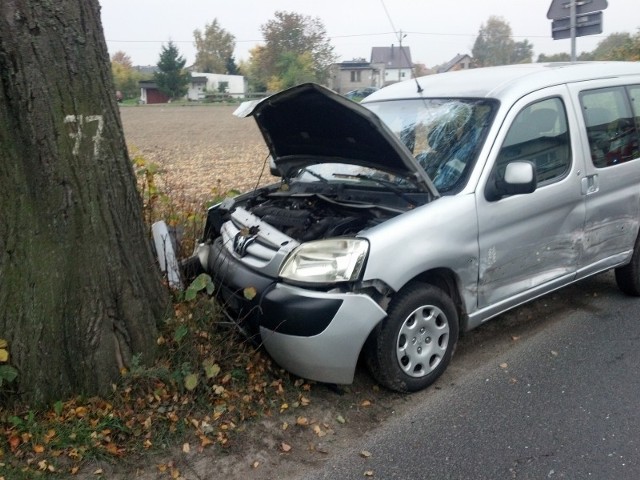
398, 30, 407, 83
570, 0, 577, 61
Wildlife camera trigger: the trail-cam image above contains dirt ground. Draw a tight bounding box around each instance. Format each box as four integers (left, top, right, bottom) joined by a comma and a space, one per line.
119, 104, 274, 205
113, 104, 568, 480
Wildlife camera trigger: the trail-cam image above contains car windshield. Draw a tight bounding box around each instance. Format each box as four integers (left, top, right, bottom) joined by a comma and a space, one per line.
366, 98, 497, 193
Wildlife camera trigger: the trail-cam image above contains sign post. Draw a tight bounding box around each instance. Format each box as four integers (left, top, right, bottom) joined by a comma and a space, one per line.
547, 0, 608, 61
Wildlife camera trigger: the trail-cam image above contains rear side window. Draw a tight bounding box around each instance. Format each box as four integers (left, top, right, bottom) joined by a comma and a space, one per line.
580, 86, 640, 168
495, 97, 571, 184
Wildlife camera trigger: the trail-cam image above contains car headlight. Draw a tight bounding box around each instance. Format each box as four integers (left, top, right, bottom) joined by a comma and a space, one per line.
279, 238, 369, 284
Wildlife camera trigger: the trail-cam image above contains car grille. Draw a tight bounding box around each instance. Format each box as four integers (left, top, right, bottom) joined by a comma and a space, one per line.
219, 207, 299, 277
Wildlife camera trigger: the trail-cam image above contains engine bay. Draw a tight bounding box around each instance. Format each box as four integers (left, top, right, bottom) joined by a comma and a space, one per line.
204, 180, 431, 244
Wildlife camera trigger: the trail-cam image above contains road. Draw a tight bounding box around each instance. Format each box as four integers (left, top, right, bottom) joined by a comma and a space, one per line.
296, 272, 640, 479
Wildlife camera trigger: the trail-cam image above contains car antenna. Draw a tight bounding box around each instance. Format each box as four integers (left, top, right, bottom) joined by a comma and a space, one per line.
379, 0, 424, 93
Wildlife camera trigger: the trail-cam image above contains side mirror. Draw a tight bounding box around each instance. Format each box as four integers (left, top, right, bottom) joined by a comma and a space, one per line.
485, 160, 537, 201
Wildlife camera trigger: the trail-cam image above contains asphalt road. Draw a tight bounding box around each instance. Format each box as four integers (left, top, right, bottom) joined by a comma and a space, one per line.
301, 272, 640, 479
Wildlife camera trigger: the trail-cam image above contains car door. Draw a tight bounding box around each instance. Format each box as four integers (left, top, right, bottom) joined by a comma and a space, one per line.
475, 87, 586, 310
569, 81, 640, 278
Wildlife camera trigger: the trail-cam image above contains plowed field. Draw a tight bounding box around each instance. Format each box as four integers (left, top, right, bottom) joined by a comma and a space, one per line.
119, 104, 274, 204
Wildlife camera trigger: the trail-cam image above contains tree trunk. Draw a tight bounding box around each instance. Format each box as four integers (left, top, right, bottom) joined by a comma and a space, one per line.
0, 0, 168, 404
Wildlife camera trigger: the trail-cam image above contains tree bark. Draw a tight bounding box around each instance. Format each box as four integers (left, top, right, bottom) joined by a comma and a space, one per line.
0, 0, 168, 404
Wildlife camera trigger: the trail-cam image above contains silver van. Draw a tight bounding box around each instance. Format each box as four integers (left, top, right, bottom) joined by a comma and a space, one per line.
187, 62, 640, 392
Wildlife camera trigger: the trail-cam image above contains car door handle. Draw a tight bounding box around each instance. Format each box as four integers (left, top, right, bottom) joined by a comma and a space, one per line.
581, 174, 599, 195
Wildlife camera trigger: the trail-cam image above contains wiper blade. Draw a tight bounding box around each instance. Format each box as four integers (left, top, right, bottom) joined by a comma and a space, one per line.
299, 167, 329, 183
332, 173, 420, 207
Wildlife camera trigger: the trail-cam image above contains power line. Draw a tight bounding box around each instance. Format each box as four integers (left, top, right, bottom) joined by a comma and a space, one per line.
105, 30, 607, 46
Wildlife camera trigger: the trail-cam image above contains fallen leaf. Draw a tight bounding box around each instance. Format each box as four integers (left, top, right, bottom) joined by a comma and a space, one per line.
280, 442, 292, 453
0, 349, 8, 362
280, 403, 289, 412
551, 350, 558, 356
296, 416, 309, 426
203, 359, 220, 379
361, 400, 371, 407
33, 444, 45, 453
184, 373, 199, 391
281, 422, 289, 430
0, 338, 7, 348
199, 435, 213, 447
364, 470, 374, 476
511, 335, 520, 341
300, 396, 311, 406
105, 443, 120, 456
360, 450, 372, 458
336, 414, 346, 424
244, 287, 257, 300
499, 363, 508, 369
212, 385, 225, 395
252, 461, 260, 468
93, 468, 103, 475
8, 435, 20, 451
182, 443, 190, 453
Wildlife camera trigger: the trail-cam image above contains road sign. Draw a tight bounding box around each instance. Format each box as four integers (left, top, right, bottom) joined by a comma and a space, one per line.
547, 0, 608, 20
551, 11, 603, 40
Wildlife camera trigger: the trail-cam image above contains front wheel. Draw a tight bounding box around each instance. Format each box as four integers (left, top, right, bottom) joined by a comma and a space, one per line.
366, 283, 459, 393
615, 232, 640, 296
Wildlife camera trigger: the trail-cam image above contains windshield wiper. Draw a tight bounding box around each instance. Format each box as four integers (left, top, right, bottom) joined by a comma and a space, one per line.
332, 173, 420, 207
299, 167, 329, 183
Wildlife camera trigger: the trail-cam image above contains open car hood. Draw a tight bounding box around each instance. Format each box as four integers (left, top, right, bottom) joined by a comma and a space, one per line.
234, 83, 439, 197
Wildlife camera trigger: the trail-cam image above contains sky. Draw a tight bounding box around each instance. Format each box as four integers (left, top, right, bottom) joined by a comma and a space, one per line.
99, 0, 639, 68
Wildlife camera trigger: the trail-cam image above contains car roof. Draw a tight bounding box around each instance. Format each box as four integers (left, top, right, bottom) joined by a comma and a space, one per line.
363, 62, 640, 104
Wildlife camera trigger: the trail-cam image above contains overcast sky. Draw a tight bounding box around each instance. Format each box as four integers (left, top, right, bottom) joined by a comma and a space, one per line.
99, 0, 638, 68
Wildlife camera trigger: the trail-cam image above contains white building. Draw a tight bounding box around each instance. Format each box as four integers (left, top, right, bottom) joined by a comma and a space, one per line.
187, 73, 247, 101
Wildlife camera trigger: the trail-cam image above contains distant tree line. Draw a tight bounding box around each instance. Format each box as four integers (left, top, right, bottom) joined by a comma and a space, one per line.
111, 13, 640, 100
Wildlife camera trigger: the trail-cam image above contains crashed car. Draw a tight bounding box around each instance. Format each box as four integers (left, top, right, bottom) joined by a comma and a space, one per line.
182, 63, 640, 392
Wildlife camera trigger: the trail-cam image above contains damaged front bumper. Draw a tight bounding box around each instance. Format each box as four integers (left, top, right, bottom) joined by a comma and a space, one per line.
189, 237, 387, 384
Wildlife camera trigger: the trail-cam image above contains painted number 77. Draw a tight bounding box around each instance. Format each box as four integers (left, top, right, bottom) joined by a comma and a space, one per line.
64, 114, 104, 157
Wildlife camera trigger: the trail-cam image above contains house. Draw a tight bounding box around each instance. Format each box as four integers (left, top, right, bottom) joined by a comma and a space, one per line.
437, 54, 473, 73
187, 76, 208, 101
186, 73, 247, 100
370, 45, 413, 86
139, 74, 248, 103
328, 59, 379, 94
138, 80, 169, 104
328, 45, 415, 93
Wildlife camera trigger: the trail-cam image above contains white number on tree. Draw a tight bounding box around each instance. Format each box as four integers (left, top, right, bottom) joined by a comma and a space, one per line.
64, 114, 104, 157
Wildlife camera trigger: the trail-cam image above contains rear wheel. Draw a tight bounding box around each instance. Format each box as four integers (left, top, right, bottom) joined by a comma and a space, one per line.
366, 283, 459, 393
615, 232, 640, 296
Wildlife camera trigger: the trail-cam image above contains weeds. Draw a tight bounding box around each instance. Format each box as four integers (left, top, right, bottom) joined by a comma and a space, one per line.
0, 152, 311, 478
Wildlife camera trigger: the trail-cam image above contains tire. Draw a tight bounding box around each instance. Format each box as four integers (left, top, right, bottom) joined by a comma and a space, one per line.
615, 232, 640, 296
366, 283, 459, 393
